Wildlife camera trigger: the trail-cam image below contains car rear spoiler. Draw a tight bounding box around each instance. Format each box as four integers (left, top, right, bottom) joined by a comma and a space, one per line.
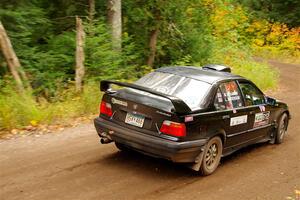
100, 80, 192, 114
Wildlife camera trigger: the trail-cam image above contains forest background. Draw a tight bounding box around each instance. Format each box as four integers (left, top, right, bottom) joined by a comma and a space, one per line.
0, 0, 299, 132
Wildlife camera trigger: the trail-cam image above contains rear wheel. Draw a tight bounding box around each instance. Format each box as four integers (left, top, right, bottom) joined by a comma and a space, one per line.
275, 113, 288, 144
200, 136, 223, 176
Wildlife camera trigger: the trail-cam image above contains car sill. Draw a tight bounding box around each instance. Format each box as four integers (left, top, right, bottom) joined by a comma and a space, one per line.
227, 124, 273, 138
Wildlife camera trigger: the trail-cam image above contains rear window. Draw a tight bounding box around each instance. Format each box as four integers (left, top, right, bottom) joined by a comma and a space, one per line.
135, 71, 211, 110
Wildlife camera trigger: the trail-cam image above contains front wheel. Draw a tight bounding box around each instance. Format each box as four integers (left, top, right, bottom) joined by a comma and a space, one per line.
200, 136, 223, 176
275, 113, 288, 144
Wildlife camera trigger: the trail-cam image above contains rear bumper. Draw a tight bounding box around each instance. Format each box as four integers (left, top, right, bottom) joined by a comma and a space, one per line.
94, 117, 207, 163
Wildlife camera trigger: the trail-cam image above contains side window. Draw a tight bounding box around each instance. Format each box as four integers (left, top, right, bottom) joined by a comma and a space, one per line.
214, 88, 226, 110
219, 81, 244, 109
239, 82, 265, 106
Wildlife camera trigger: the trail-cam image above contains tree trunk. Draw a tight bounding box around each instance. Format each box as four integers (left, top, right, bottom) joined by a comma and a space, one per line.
75, 16, 85, 92
0, 20, 25, 92
107, 0, 122, 50
88, 0, 95, 23
146, 29, 159, 67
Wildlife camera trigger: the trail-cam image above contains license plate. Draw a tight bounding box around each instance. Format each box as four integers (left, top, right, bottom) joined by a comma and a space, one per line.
125, 113, 145, 128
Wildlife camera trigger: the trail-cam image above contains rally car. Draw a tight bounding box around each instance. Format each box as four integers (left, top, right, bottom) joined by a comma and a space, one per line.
94, 64, 290, 175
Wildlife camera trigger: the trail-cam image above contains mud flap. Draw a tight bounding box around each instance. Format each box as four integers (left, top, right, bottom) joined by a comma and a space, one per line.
188, 147, 205, 171
269, 121, 278, 144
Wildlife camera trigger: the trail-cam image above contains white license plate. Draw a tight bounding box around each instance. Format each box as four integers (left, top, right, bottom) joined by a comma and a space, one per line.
125, 113, 145, 128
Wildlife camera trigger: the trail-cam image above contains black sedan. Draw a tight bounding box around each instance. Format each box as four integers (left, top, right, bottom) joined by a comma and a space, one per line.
94, 64, 290, 175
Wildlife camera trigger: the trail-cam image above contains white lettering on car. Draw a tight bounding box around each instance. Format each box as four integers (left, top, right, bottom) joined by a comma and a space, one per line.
254, 111, 270, 128
185, 116, 194, 122
230, 115, 248, 126
111, 98, 128, 107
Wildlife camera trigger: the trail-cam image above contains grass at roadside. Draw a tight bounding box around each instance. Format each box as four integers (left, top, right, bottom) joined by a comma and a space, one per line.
0, 82, 102, 133
232, 59, 279, 90
206, 47, 279, 91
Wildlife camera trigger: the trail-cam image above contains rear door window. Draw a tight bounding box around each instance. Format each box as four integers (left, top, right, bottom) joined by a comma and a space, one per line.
219, 81, 244, 109
238, 81, 265, 106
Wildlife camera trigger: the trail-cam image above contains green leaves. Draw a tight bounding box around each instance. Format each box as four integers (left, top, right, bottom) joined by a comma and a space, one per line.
239, 0, 300, 27
0, 0, 283, 94
1, 0, 291, 131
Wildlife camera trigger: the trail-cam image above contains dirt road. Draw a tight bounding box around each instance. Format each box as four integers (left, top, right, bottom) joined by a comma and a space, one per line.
1, 60, 299, 200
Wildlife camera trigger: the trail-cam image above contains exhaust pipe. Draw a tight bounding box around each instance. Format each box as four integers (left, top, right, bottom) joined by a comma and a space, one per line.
101, 138, 112, 144
99, 132, 113, 144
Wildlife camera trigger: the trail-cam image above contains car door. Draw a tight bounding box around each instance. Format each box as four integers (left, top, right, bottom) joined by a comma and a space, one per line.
213, 80, 254, 148
237, 80, 273, 140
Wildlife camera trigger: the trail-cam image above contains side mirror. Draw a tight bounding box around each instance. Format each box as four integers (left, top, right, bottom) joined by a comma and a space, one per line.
266, 96, 276, 106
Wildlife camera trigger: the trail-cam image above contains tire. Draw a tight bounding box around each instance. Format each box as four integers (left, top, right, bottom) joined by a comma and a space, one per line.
200, 136, 223, 176
275, 113, 288, 144
115, 142, 130, 151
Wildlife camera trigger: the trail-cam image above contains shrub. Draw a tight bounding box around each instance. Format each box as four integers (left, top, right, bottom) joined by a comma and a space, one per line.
0, 82, 101, 131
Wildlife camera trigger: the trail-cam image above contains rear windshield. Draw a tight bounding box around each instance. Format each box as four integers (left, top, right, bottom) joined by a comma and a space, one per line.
135, 71, 211, 110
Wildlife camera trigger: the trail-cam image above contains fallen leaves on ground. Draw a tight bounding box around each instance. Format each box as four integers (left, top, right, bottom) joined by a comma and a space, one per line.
0, 114, 97, 140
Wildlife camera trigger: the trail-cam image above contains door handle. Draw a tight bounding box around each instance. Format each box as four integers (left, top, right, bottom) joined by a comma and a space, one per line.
222, 115, 230, 119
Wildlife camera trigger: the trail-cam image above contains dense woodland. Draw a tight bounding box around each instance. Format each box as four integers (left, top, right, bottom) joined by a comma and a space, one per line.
0, 0, 299, 131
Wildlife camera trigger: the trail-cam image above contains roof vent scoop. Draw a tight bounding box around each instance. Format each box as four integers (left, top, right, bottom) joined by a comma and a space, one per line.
202, 64, 231, 73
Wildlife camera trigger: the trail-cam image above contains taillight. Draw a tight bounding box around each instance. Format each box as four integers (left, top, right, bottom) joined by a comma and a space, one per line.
100, 101, 112, 117
160, 121, 186, 137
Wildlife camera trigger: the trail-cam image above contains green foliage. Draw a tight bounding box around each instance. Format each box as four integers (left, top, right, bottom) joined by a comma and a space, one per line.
248, 22, 300, 63
84, 20, 142, 80
0, 1, 76, 97
1, 0, 293, 131
0, 86, 41, 130
123, 0, 199, 66
0, 81, 101, 130
233, 60, 278, 90
239, 0, 300, 27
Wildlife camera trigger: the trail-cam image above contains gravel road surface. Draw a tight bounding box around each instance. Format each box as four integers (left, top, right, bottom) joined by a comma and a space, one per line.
1, 60, 299, 200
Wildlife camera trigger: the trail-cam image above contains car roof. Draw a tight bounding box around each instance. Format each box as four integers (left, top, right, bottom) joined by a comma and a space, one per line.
156, 66, 245, 84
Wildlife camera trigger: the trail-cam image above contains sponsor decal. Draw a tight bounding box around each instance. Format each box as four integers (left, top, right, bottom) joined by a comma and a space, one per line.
254, 111, 270, 128
259, 105, 266, 112
217, 93, 223, 102
225, 82, 238, 93
230, 115, 248, 126
230, 96, 240, 101
185, 116, 194, 122
111, 98, 128, 107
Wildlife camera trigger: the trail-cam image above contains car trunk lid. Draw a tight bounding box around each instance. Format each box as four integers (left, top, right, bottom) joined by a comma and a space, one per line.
105, 91, 175, 136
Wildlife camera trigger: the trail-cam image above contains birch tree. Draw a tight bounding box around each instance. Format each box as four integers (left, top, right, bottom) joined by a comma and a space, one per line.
75, 16, 85, 92
107, 0, 122, 50
146, 29, 159, 67
0, 21, 28, 92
